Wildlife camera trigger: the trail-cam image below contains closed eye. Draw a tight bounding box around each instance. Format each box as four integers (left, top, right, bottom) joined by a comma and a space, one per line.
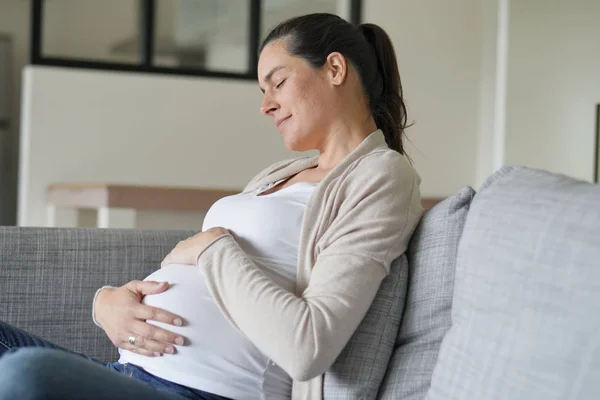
275, 79, 286, 89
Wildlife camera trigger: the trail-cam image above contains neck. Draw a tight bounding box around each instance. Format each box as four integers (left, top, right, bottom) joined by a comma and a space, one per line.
315, 117, 378, 172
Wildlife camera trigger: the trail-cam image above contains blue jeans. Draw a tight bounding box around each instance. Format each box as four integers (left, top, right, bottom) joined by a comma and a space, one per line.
0, 321, 232, 400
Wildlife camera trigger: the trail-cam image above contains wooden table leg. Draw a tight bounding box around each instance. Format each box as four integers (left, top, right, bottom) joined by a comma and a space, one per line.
47, 205, 80, 227
46, 205, 57, 227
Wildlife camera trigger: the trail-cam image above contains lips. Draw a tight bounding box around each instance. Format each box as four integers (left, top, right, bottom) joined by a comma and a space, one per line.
275, 115, 291, 129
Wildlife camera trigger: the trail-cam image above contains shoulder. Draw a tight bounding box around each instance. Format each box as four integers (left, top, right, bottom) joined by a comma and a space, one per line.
333, 148, 423, 230
344, 148, 420, 192
317, 147, 424, 269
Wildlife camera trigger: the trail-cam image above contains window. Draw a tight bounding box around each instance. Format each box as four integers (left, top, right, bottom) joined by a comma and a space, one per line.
31, 0, 362, 80
153, 0, 251, 73
42, 0, 141, 64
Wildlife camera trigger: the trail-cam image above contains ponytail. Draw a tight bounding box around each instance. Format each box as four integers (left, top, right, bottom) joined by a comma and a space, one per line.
358, 23, 408, 155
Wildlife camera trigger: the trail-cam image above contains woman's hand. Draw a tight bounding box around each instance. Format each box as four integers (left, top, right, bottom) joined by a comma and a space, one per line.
161, 227, 230, 268
94, 280, 186, 357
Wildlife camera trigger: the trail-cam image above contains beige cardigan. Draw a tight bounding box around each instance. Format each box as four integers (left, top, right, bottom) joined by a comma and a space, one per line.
197, 129, 424, 400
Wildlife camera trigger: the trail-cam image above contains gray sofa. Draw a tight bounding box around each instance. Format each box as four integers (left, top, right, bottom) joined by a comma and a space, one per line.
1, 166, 599, 399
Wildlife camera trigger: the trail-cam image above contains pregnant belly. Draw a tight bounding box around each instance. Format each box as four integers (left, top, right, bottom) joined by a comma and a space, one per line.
117, 264, 268, 392
141, 264, 235, 353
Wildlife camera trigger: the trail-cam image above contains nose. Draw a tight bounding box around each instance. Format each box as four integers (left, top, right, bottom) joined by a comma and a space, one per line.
260, 93, 279, 116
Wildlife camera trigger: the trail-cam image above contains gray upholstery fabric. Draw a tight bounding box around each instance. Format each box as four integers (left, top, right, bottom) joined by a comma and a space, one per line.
378, 187, 475, 400
426, 166, 600, 400
0, 227, 196, 363
324, 255, 409, 399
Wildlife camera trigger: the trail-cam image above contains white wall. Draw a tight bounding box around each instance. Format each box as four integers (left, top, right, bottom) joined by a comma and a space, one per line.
19, 66, 292, 227
505, 0, 600, 181
18, 0, 487, 227
365, 0, 483, 195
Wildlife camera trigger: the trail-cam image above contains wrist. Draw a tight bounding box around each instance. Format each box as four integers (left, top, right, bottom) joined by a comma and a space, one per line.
97, 286, 113, 303
206, 227, 230, 239
92, 286, 115, 328
196, 233, 233, 266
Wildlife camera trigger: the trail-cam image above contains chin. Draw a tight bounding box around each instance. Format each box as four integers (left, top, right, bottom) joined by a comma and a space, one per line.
283, 141, 303, 152
283, 137, 309, 153
281, 129, 314, 153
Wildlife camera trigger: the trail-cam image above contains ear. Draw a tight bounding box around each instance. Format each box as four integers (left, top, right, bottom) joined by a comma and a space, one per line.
325, 52, 348, 86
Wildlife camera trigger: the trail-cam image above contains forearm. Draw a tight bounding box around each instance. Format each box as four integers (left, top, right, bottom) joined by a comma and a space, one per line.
197, 236, 386, 381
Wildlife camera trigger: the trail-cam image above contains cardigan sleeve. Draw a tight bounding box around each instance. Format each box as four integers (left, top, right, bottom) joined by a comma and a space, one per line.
197, 154, 423, 381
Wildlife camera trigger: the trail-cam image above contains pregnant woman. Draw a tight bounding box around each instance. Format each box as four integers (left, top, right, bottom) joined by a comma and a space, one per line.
0, 13, 423, 400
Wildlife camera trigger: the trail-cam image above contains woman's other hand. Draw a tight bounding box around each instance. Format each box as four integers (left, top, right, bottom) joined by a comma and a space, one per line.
94, 281, 185, 357
161, 227, 230, 268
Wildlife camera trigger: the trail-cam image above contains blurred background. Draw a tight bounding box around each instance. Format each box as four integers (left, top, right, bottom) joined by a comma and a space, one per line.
0, 0, 598, 229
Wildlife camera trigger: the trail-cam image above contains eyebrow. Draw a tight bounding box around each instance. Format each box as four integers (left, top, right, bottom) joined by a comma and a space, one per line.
259, 65, 285, 93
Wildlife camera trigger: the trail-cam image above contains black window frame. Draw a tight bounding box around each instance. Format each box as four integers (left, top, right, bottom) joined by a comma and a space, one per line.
30, 0, 362, 81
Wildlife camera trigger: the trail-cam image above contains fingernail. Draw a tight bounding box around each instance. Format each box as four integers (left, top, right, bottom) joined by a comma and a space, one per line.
154, 352, 162, 357
165, 347, 175, 354
175, 337, 184, 346
173, 318, 182, 326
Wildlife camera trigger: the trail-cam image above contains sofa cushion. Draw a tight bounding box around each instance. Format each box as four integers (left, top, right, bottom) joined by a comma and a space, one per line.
324, 255, 409, 399
378, 186, 475, 400
426, 166, 600, 400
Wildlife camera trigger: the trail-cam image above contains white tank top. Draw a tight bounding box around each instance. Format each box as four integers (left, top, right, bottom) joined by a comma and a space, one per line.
118, 180, 316, 400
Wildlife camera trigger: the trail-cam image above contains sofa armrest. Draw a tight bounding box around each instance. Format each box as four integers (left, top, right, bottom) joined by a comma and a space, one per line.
0, 227, 196, 362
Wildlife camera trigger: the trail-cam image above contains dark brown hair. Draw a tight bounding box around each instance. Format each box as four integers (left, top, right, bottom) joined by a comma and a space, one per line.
260, 13, 409, 155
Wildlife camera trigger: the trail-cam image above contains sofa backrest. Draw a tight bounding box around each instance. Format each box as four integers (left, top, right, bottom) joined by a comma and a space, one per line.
0, 227, 195, 362
378, 186, 475, 399
426, 166, 600, 400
